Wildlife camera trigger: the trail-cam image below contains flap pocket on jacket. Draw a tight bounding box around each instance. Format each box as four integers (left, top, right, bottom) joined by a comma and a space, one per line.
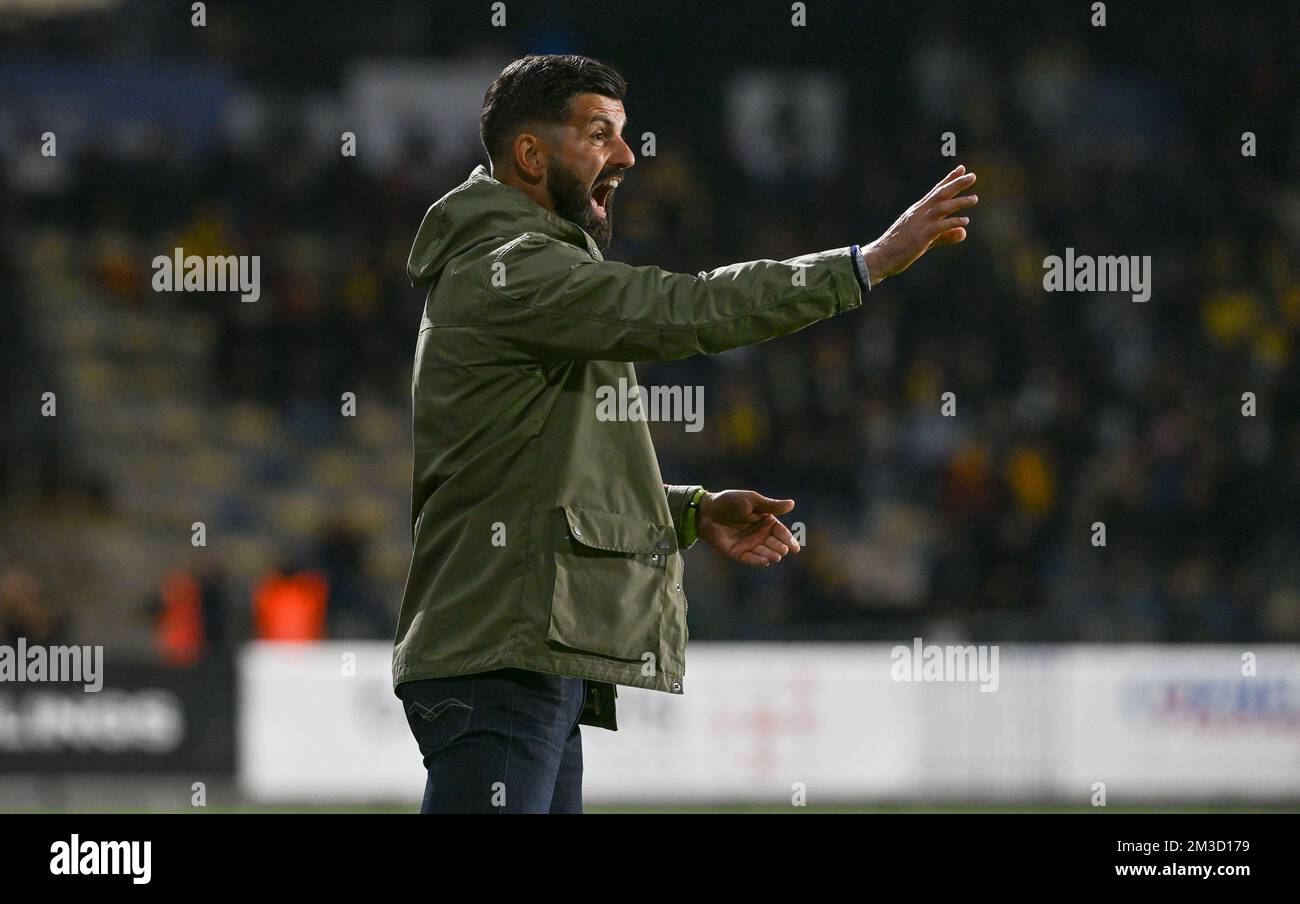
547, 505, 676, 662
561, 505, 677, 556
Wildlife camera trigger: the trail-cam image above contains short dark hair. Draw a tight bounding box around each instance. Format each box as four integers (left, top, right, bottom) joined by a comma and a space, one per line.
480, 54, 628, 162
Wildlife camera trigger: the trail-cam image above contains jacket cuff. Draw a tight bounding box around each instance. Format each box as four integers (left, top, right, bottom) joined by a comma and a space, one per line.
822, 246, 864, 315
663, 484, 705, 549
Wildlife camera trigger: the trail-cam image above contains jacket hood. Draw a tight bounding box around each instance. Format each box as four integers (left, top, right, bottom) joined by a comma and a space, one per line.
407, 165, 599, 287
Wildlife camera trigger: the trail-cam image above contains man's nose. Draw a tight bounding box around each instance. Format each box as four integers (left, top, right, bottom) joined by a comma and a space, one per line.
610, 134, 636, 169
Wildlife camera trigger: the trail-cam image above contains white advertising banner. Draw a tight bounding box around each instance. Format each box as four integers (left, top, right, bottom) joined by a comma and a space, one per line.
238, 642, 1300, 803
1052, 646, 1300, 800
239, 642, 424, 801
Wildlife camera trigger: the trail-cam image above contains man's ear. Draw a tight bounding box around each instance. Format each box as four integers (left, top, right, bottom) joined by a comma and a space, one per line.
511, 131, 548, 184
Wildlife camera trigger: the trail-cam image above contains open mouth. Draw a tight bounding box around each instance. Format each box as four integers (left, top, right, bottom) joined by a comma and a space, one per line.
589, 175, 621, 220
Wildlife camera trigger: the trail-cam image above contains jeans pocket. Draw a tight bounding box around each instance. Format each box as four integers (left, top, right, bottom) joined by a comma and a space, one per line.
402, 680, 475, 757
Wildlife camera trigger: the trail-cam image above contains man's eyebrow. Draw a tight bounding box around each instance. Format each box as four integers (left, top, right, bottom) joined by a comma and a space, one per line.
587, 114, 623, 130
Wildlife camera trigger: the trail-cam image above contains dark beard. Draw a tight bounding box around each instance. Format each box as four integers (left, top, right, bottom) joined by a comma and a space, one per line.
547, 162, 615, 253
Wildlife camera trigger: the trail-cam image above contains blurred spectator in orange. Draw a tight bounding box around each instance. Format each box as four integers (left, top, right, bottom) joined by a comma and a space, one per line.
147, 561, 230, 667
253, 563, 329, 641
154, 568, 204, 667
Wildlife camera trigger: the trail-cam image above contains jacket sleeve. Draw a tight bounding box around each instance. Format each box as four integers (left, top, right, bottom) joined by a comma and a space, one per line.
470, 232, 863, 362
664, 484, 705, 549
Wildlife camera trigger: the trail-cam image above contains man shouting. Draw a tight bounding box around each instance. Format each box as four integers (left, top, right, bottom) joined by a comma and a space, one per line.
393, 54, 978, 813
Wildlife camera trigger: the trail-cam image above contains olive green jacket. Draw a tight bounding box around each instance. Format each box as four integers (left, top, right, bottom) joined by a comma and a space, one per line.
393, 165, 863, 729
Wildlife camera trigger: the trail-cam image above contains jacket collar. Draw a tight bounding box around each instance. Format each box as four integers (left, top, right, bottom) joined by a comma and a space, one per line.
468, 165, 603, 261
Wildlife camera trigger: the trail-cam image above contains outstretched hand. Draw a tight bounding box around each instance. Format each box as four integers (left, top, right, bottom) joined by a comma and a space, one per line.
697, 490, 801, 567
861, 164, 978, 285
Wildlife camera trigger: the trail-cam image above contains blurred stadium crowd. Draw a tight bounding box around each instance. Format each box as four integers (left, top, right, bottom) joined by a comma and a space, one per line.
1, 1, 1298, 662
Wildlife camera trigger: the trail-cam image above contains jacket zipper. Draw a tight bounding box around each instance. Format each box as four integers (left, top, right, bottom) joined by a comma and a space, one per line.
681, 566, 688, 674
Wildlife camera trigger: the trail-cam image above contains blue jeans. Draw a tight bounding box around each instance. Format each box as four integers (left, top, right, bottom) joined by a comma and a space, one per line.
398, 668, 587, 814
